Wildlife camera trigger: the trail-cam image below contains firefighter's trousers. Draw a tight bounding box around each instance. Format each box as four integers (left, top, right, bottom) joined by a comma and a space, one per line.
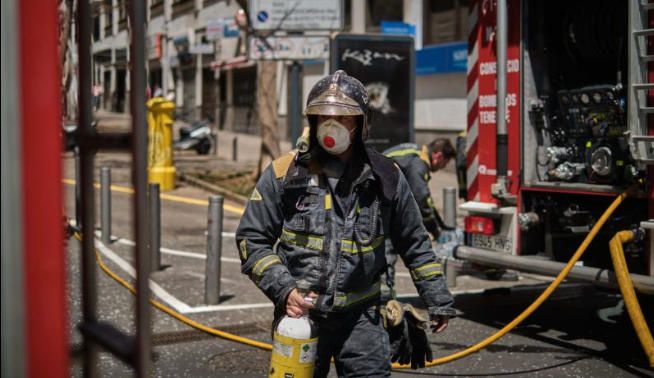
313, 305, 391, 377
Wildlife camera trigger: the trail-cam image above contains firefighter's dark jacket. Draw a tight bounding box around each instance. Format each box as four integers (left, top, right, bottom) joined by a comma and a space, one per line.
384, 143, 441, 236
236, 147, 455, 317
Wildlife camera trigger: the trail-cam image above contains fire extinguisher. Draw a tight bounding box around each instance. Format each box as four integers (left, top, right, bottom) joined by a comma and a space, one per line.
268, 298, 318, 377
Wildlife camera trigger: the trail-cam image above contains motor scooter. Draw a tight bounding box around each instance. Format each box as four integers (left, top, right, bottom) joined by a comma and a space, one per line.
174, 119, 214, 155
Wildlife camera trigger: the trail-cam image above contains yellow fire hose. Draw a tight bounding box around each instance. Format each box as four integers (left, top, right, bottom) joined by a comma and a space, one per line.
72, 190, 652, 369
73, 232, 272, 352
609, 231, 654, 367
416, 191, 630, 367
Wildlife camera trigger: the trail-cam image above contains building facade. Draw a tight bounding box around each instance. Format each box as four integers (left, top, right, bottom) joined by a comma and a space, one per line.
91, 0, 469, 139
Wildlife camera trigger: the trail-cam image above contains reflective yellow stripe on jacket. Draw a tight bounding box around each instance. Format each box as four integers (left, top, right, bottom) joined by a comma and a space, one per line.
333, 281, 382, 309
280, 228, 324, 251
340, 236, 385, 254
410, 262, 443, 281
252, 255, 282, 280
385, 145, 431, 167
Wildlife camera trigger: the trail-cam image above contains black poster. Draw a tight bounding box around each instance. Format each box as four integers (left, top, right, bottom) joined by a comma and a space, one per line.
331, 34, 415, 152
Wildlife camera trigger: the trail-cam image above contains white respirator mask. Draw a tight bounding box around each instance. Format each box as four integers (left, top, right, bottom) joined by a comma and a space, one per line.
316, 118, 356, 155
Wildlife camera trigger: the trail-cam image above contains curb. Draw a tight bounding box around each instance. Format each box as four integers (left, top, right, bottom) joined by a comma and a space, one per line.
178, 172, 250, 206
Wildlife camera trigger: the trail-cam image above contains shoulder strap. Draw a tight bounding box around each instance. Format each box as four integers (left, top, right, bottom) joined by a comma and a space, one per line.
384, 143, 419, 158
272, 150, 297, 179
419, 145, 432, 168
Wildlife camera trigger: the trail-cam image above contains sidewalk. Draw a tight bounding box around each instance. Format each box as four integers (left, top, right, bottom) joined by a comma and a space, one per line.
93, 111, 462, 212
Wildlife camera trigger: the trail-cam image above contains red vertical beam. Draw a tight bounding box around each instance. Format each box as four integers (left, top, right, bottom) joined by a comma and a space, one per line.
19, 0, 68, 376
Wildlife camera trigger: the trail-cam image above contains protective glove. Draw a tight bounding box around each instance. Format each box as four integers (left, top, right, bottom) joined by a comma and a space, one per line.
403, 304, 433, 369
380, 300, 412, 365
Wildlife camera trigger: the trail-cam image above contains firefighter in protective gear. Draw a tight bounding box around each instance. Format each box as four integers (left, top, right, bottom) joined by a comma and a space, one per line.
236, 70, 455, 377
383, 139, 457, 240
382, 140, 456, 299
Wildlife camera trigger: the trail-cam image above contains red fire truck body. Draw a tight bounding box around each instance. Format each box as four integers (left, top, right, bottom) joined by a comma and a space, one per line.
459, 0, 654, 292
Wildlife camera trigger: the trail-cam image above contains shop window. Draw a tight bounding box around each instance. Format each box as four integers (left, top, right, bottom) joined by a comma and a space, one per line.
366, 0, 403, 33
118, 0, 127, 31
150, 0, 164, 18
425, 0, 469, 45
104, 0, 113, 36
172, 0, 195, 19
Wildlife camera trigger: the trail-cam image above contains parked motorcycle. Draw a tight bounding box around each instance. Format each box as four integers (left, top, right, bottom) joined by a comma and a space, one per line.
174, 119, 214, 155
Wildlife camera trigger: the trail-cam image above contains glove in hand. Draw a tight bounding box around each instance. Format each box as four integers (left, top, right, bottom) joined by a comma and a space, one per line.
388, 317, 412, 365
404, 304, 433, 369
381, 300, 412, 365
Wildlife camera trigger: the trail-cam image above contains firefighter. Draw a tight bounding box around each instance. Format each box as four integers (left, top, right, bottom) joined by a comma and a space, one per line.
381, 140, 456, 296
236, 70, 455, 376
383, 138, 457, 241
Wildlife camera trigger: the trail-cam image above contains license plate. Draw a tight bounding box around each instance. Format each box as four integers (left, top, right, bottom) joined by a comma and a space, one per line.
470, 233, 513, 253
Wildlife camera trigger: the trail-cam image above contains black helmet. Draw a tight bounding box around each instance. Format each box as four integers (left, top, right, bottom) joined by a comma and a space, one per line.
306, 70, 369, 116
305, 70, 370, 138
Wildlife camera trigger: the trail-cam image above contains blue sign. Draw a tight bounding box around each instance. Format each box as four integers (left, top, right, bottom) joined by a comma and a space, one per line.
416, 41, 467, 75
256, 11, 268, 23
224, 22, 240, 38
380, 21, 416, 37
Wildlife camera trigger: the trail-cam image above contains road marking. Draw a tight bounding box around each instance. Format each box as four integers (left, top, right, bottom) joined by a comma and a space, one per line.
115, 237, 241, 263
96, 238, 492, 314
62, 178, 245, 215
95, 239, 286, 314
95, 239, 193, 313
184, 302, 274, 314
185, 271, 238, 284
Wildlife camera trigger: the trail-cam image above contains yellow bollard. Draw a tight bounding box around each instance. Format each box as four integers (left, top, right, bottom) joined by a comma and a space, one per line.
146, 98, 176, 191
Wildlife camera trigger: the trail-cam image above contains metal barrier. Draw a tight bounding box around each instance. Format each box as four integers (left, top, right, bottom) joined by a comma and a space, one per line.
205, 195, 224, 304
443, 187, 457, 229
149, 183, 161, 271
442, 187, 459, 287
100, 167, 112, 244
75, 0, 152, 375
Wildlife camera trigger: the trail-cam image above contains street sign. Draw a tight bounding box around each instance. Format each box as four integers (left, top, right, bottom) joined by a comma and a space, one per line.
206, 19, 223, 41
331, 34, 415, 152
249, 0, 343, 31
190, 43, 214, 55
416, 41, 467, 75
249, 36, 329, 60
380, 21, 416, 37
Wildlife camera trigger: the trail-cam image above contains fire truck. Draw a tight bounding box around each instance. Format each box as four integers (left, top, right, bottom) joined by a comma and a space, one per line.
456, 0, 654, 294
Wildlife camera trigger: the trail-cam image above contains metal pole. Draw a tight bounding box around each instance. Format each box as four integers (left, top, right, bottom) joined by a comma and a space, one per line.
288, 61, 302, 145
495, 0, 508, 178
75, 147, 82, 228
445, 258, 458, 288
100, 167, 112, 244
443, 187, 457, 229
77, 0, 99, 374
205, 195, 224, 305
129, 0, 152, 374
232, 136, 238, 161
149, 183, 161, 271
455, 246, 654, 294
1, 0, 26, 373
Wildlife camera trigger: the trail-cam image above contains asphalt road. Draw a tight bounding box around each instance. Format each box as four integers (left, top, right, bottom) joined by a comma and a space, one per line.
62, 152, 654, 377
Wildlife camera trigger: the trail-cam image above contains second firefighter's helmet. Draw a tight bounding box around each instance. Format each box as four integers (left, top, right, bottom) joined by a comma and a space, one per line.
304, 70, 370, 138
